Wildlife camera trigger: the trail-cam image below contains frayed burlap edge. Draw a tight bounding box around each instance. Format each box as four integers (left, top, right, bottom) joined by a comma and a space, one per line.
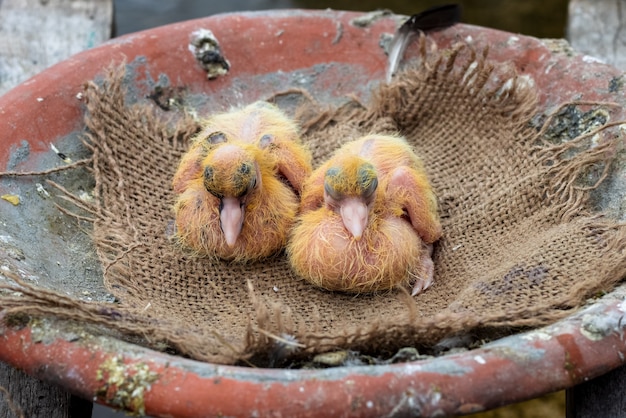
1, 42, 625, 365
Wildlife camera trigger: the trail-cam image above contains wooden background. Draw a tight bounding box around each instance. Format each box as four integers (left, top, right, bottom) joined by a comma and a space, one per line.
0, 0, 624, 416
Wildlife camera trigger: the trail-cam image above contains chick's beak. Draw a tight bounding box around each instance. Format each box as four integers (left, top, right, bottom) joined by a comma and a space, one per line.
339, 197, 369, 240
220, 197, 244, 247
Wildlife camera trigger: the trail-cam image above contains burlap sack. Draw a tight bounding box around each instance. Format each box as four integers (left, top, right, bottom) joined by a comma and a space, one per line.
2, 43, 625, 365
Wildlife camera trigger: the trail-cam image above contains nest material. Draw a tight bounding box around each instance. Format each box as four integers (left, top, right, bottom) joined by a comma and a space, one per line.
2, 43, 625, 365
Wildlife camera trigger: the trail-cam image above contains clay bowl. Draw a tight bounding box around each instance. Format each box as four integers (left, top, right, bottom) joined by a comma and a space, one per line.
1, 9, 625, 417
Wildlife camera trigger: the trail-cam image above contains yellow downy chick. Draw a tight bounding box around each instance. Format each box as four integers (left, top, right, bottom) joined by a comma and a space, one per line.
288, 134, 442, 294
173, 101, 312, 262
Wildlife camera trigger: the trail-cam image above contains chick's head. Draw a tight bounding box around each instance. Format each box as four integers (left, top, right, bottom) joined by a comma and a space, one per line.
199, 134, 262, 247
197, 130, 260, 196
323, 156, 378, 201
323, 156, 378, 240
202, 150, 258, 199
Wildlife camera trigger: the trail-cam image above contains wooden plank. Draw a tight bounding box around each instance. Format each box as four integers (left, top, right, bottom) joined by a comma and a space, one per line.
0, 361, 93, 418
566, 364, 626, 418
567, 0, 626, 70
0, 1, 112, 416
566, 1, 626, 416
0, 0, 113, 95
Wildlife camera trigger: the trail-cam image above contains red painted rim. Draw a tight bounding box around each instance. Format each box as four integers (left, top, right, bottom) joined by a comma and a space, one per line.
1, 10, 625, 417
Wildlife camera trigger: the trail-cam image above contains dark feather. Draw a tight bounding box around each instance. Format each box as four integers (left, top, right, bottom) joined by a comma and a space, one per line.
386, 4, 462, 83
400, 4, 462, 32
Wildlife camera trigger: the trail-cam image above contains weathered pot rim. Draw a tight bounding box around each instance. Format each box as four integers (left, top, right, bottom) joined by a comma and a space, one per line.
1, 9, 625, 417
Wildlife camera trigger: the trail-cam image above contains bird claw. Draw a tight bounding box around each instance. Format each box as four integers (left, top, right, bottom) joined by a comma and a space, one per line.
411, 274, 433, 296
411, 244, 434, 296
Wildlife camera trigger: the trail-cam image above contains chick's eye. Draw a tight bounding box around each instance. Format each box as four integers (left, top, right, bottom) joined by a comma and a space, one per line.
357, 163, 378, 199
203, 165, 223, 198
232, 162, 256, 198
361, 176, 378, 199
206, 131, 227, 144
259, 134, 274, 149
243, 171, 257, 196
324, 180, 341, 202
326, 166, 340, 179
203, 165, 214, 181
239, 163, 251, 175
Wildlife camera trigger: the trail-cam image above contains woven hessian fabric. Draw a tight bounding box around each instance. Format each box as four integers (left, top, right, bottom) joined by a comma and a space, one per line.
2, 44, 625, 365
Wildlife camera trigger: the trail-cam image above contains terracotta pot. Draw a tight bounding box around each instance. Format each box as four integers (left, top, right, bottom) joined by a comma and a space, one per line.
1, 9, 625, 417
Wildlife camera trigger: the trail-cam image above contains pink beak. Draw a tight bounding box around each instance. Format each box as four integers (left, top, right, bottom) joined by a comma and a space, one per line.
339, 197, 369, 240
220, 197, 244, 247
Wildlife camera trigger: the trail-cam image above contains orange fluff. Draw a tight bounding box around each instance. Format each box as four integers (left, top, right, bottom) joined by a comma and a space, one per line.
288, 134, 441, 294
173, 101, 312, 262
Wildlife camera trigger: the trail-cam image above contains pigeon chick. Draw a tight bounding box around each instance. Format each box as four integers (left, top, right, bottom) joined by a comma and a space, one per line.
173, 101, 312, 262
288, 134, 441, 294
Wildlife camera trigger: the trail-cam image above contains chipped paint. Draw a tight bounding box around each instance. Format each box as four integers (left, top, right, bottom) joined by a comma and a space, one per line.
407, 359, 470, 376
349, 10, 394, 28
482, 344, 547, 365
540, 38, 576, 56
6, 140, 30, 170
580, 313, 616, 341
507, 35, 519, 46
582, 55, 605, 64
521, 331, 553, 341
96, 356, 159, 416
